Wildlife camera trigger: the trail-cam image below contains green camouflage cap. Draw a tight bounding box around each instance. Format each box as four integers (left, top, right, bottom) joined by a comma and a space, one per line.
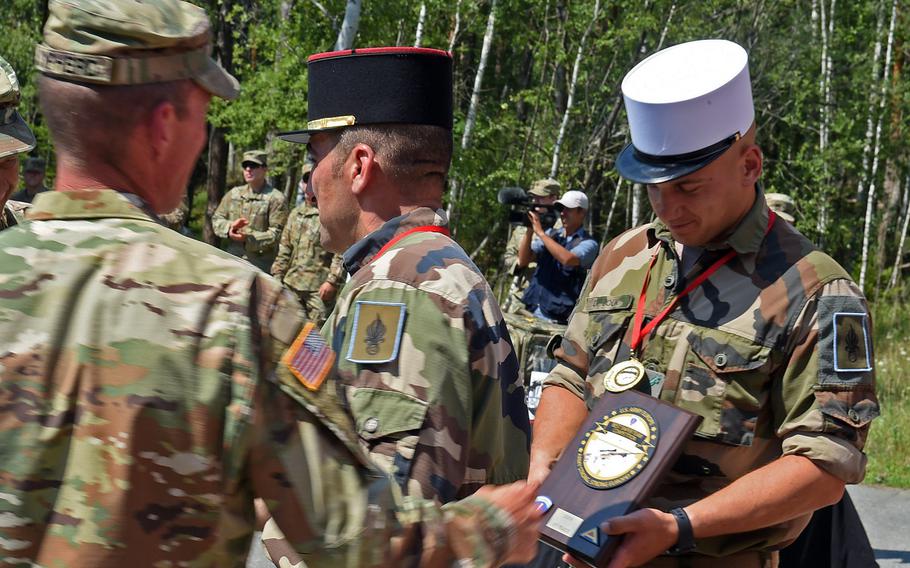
35, 0, 239, 100
242, 150, 268, 167
528, 178, 561, 197
24, 156, 46, 172
0, 56, 37, 160
301, 160, 314, 180
765, 192, 796, 223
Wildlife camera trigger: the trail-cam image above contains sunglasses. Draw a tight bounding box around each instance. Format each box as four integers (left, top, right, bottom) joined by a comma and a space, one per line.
242, 162, 263, 170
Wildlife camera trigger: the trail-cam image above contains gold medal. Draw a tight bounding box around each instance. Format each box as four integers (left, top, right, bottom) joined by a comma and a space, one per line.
603, 359, 646, 393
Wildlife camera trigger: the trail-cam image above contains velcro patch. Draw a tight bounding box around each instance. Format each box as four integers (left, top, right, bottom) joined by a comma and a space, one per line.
281, 322, 336, 391
585, 294, 633, 312
833, 312, 872, 372
346, 301, 406, 364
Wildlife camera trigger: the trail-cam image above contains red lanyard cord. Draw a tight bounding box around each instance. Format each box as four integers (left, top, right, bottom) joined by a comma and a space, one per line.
373, 225, 451, 261
629, 211, 777, 353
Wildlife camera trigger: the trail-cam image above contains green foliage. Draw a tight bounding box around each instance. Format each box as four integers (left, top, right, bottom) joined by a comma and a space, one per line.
866, 290, 910, 487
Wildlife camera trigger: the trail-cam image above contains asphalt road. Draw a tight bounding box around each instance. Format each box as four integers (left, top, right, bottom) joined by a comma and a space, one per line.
246, 484, 910, 567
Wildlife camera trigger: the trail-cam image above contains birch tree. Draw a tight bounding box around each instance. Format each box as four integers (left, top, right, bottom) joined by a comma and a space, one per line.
890, 173, 910, 289
334, 0, 361, 51
859, 0, 897, 290
550, 0, 601, 178
414, 3, 426, 47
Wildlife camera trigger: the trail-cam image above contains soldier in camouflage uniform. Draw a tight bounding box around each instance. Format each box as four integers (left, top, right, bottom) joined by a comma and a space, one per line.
262, 47, 532, 565
501, 178, 561, 314
11, 157, 50, 203
271, 163, 345, 326
0, 55, 36, 231
0, 2, 543, 566
530, 40, 878, 567
212, 150, 288, 272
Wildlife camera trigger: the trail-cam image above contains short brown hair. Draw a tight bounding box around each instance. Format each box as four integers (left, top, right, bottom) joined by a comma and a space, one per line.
38, 76, 192, 167
332, 124, 452, 185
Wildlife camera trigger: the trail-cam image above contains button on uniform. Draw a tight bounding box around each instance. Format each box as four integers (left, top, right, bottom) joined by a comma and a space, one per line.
363, 417, 380, 433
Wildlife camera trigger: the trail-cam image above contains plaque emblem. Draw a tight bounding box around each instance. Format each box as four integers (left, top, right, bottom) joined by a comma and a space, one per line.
603, 359, 646, 393
576, 406, 659, 489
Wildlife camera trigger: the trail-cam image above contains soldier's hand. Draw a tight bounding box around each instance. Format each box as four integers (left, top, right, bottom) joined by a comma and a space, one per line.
561, 508, 678, 568
472, 480, 544, 564
526, 456, 554, 487
528, 211, 545, 237
228, 218, 248, 241
318, 281, 337, 302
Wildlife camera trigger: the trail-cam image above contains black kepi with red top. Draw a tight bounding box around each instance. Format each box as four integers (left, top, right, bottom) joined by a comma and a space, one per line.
278, 47, 453, 144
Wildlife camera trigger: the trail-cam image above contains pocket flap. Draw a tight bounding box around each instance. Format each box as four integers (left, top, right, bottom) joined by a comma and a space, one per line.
584, 294, 633, 313
349, 388, 429, 440
687, 332, 771, 374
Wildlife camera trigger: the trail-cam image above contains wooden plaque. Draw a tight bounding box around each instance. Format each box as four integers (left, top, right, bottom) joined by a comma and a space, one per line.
536, 389, 702, 567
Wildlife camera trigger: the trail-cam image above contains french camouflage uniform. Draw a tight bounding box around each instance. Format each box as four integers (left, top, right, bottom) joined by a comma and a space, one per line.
0, 190, 519, 568
271, 202, 345, 325
212, 182, 288, 272
262, 206, 532, 564
544, 192, 879, 565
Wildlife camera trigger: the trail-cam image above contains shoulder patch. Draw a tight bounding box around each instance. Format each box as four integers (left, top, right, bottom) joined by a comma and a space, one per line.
281, 322, 336, 391
833, 312, 872, 372
346, 301, 406, 364
817, 296, 874, 385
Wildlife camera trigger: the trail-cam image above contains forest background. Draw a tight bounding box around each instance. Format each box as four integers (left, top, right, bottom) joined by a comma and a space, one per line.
3, 0, 909, 486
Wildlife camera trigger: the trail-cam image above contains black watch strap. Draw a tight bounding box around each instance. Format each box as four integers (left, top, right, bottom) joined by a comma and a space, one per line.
667, 507, 696, 555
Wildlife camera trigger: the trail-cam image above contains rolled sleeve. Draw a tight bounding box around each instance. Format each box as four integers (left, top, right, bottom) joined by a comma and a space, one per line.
569, 237, 599, 269
774, 278, 879, 483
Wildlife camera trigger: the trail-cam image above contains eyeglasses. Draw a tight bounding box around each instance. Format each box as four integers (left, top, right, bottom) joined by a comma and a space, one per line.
242, 162, 263, 170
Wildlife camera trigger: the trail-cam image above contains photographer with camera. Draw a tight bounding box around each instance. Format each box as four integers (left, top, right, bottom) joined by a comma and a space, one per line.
501, 178, 561, 313
517, 190, 598, 324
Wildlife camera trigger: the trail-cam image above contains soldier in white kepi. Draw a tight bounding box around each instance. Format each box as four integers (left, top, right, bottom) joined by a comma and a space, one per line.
530, 39, 877, 568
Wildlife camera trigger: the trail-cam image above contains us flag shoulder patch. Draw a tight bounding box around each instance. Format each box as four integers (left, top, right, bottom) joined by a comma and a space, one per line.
282, 322, 336, 391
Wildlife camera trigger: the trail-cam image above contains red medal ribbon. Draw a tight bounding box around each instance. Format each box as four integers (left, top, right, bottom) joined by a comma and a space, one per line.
373, 225, 451, 261
629, 211, 776, 353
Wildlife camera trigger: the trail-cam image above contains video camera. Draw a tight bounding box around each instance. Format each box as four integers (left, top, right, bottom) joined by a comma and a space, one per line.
497, 187, 559, 229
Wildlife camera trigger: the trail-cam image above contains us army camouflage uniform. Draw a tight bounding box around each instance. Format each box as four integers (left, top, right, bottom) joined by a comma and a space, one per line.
158, 200, 189, 232
212, 182, 288, 271
0, 200, 28, 231
271, 203, 345, 326
544, 192, 878, 565
0, 190, 521, 568
262, 206, 531, 565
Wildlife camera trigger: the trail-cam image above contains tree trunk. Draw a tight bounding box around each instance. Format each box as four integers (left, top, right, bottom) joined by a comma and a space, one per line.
334, 0, 361, 51
889, 173, 910, 289
856, 2, 886, 203
461, 0, 496, 150
550, 0, 601, 179
603, 179, 623, 243
815, 0, 834, 243
414, 3, 426, 47
204, 0, 234, 246
448, 0, 462, 53
631, 183, 643, 228
859, 0, 897, 290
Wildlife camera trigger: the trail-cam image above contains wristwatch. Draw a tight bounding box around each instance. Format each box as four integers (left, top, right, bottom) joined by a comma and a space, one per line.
667, 507, 696, 555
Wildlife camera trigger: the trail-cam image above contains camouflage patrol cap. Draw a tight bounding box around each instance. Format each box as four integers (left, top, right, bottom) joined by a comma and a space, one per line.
528, 178, 561, 197
24, 156, 46, 172
35, 0, 239, 100
242, 150, 268, 167
765, 192, 796, 223
0, 57, 37, 160
301, 160, 314, 181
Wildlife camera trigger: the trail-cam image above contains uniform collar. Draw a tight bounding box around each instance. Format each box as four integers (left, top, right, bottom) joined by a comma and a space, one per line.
648, 186, 769, 255
342, 206, 448, 275
27, 189, 157, 223
243, 182, 273, 195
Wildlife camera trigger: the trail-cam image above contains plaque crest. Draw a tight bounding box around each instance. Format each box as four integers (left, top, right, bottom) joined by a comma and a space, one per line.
576, 406, 659, 489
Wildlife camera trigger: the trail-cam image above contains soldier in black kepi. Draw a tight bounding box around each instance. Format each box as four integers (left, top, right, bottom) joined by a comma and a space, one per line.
262, 46, 534, 567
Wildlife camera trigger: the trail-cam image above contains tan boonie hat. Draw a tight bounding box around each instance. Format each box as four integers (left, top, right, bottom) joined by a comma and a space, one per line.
0, 57, 37, 160
765, 192, 796, 223
35, 0, 239, 100
242, 150, 268, 167
528, 178, 561, 197
301, 160, 314, 180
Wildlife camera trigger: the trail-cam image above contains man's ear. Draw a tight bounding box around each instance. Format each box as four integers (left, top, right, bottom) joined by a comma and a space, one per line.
348, 143, 376, 196
741, 144, 763, 187
146, 100, 179, 162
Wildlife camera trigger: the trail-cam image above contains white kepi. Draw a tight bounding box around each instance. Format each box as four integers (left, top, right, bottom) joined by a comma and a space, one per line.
615, 39, 754, 184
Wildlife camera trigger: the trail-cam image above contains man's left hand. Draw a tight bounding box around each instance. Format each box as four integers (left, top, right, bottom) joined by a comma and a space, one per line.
562, 508, 678, 568
318, 281, 337, 302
